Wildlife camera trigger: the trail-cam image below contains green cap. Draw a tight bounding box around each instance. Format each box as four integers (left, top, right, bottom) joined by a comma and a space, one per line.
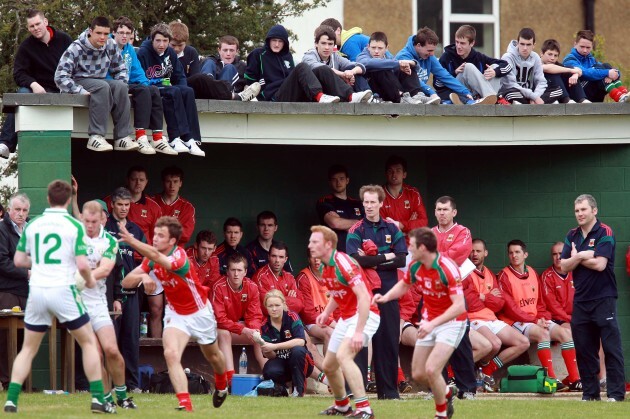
93, 199, 109, 216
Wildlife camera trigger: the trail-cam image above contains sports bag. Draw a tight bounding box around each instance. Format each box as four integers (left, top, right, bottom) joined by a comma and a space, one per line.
149, 370, 210, 394
500, 365, 557, 394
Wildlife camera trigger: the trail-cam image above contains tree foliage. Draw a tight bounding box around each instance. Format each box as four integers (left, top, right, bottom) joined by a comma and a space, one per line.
0, 0, 330, 95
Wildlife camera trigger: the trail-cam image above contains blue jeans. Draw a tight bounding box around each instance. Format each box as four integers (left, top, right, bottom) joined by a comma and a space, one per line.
0, 87, 32, 152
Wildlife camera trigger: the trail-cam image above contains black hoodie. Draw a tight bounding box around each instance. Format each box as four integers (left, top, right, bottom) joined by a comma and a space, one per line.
244, 25, 294, 101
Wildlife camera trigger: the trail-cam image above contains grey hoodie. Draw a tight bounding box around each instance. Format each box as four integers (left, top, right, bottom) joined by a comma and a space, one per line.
500, 40, 547, 100
302, 49, 366, 74
55, 28, 128, 94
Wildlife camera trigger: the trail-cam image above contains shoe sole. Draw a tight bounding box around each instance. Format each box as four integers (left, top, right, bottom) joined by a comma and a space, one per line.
87, 145, 113, 152
138, 147, 156, 155
449, 93, 463, 105
114, 145, 139, 151
475, 94, 497, 105
426, 97, 441, 105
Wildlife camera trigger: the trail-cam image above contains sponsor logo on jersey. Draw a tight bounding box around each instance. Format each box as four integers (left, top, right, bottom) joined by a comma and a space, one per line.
241, 293, 248, 302
447, 234, 454, 242
519, 297, 536, 307
588, 239, 595, 247
385, 235, 391, 244
174, 210, 181, 218
141, 209, 148, 218
404, 200, 410, 209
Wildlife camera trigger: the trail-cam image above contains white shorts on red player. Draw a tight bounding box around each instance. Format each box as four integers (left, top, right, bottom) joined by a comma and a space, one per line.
164, 302, 218, 345
512, 321, 557, 338
328, 312, 380, 353
470, 319, 508, 335
416, 320, 467, 348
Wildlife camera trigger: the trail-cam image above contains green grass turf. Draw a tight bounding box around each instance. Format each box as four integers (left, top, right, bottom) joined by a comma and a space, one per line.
4, 393, 628, 418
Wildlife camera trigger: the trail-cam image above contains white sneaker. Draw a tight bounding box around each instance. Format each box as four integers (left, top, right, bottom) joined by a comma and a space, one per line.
567, 99, 577, 104
114, 135, 139, 151
318, 94, 340, 103
400, 92, 421, 104
619, 93, 630, 103
0, 143, 9, 159
350, 90, 373, 103
183, 139, 205, 157
87, 134, 113, 152
136, 135, 156, 155
581, 99, 592, 104
473, 94, 497, 105
449, 92, 463, 105
169, 137, 189, 153
151, 137, 178, 155
414, 92, 441, 104
238, 82, 261, 101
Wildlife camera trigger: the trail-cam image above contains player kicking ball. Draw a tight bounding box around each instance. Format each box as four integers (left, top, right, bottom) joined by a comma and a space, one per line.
373, 227, 466, 419
118, 216, 228, 412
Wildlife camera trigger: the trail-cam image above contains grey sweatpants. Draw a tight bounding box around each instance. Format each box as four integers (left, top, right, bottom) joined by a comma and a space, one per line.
76, 78, 132, 139
456, 63, 500, 99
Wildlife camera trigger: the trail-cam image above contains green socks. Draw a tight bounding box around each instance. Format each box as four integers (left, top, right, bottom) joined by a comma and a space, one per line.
6, 382, 22, 406
114, 384, 128, 401
89, 380, 105, 404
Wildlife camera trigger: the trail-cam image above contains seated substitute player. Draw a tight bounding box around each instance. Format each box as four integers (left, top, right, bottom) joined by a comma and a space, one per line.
214, 217, 255, 277
186, 230, 221, 293
498, 240, 581, 391
5, 180, 112, 414
152, 166, 195, 246
79, 201, 137, 409
373, 227, 465, 419
309, 225, 380, 419
541, 242, 574, 327
211, 253, 265, 385
563, 30, 629, 103
119, 216, 228, 411
466, 238, 529, 386
246, 211, 293, 273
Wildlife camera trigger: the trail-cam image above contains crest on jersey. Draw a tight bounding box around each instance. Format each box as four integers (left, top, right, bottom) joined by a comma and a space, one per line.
385, 235, 391, 244
404, 200, 410, 209
424, 279, 432, 289
588, 239, 595, 247
355, 208, 361, 216
447, 234, 454, 242
141, 209, 148, 218
486, 283, 492, 291
532, 286, 536, 293
284, 330, 292, 339
241, 294, 248, 302
174, 210, 181, 218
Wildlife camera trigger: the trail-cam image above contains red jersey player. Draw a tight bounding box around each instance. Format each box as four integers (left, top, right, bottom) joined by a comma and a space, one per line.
309, 225, 380, 419
186, 230, 221, 296
540, 242, 574, 325
152, 166, 195, 245
119, 217, 228, 411
374, 227, 465, 419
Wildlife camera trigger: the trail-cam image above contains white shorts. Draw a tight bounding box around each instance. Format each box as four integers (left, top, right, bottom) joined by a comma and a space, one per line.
24, 285, 89, 331
470, 319, 508, 335
328, 312, 380, 354
146, 271, 164, 296
164, 302, 217, 345
512, 321, 557, 337
84, 299, 113, 332
416, 320, 467, 348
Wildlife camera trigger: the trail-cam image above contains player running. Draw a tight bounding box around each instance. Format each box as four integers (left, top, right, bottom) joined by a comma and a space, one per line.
118, 216, 228, 412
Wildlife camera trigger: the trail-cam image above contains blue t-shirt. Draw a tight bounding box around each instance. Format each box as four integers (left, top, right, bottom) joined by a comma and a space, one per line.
261, 310, 306, 359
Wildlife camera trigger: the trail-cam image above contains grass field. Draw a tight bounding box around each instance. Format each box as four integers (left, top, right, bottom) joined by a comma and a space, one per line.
3, 393, 628, 418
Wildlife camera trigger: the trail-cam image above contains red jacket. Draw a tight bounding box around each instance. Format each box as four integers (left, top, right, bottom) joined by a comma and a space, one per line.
252, 264, 304, 315
540, 266, 574, 323
104, 193, 162, 244
380, 184, 428, 236
186, 247, 221, 297
211, 277, 263, 334
432, 223, 472, 266
463, 267, 504, 321
152, 194, 196, 245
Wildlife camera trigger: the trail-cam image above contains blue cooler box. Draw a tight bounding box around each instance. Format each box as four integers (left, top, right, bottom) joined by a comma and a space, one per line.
231, 374, 262, 395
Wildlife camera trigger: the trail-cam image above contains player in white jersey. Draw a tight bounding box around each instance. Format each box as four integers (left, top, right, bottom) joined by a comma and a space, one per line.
4, 180, 113, 414
80, 200, 137, 410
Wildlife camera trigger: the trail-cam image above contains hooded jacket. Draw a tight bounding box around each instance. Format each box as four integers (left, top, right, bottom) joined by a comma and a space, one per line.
244, 25, 294, 101
108, 38, 149, 85
13, 26, 72, 92
55, 28, 127, 94
562, 48, 612, 81
339, 27, 370, 61
395, 35, 470, 97
500, 40, 547, 100
438, 44, 510, 94
136, 37, 187, 86
0, 212, 30, 297
302, 48, 365, 73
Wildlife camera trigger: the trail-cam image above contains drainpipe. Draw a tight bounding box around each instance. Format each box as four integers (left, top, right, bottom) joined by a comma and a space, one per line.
584, 0, 595, 31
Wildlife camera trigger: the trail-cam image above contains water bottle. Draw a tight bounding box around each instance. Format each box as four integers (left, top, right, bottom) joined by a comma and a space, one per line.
476, 367, 484, 392
140, 313, 148, 338
43, 390, 68, 395
238, 347, 248, 374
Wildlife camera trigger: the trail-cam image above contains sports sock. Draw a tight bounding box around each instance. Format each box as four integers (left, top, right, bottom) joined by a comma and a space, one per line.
114, 384, 127, 401
397, 367, 406, 383
482, 357, 503, 375
561, 342, 580, 382
347, 94, 353, 102
89, 380, 105, 404
367, 366, 372, 381
226, 370, 235, 387
435, 401, 447, 417
6, 382, 22, 406
104, 392, 114, 404
135, 129, 146, 140
334, 395, 351, 412
215, 372, 228, 391
354, 396, 372, 413
447, 364, 454, 379
537, 342, 556, 378
314, 92, 323, 102
317, 372, 329, 386
152, 130, 163, 142
176, 392, 193, 411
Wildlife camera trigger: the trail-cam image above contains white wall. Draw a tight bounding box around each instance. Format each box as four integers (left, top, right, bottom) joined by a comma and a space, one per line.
280, 0, 344, 63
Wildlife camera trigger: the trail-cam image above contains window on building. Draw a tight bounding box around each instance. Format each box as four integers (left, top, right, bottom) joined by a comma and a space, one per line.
415, 0, 500, 57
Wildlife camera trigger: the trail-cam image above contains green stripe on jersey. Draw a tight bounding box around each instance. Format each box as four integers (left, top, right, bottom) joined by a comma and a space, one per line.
70, 284, 87, 316
64, 215, 88, 256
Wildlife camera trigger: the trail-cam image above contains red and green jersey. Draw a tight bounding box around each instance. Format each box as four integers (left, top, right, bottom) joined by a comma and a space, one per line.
403, 253, 466, 322
140, 245, 208, 315
320, 250, 379, 320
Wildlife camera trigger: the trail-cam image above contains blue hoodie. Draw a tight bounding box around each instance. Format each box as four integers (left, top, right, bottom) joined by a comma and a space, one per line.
395, 35, 471, 97
563, 48, 613, 82
244, 25, 294, 101
136, 37, 187, 86
108, 37, 149, 85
